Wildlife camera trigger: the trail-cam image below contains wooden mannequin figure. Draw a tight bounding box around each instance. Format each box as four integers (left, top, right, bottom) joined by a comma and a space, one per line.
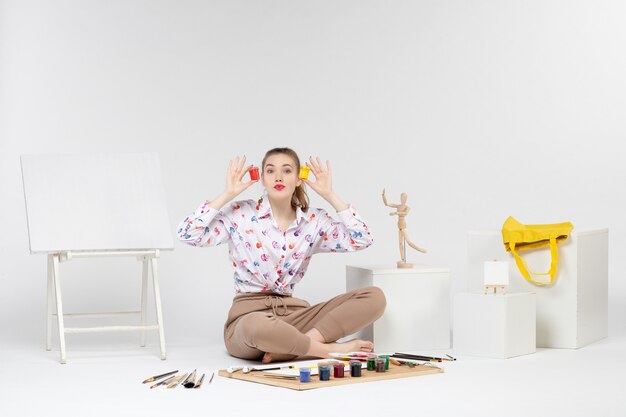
382, 189, 427, 268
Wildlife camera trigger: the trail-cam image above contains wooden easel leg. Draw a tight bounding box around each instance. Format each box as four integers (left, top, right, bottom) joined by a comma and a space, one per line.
150, 257, 167, 360
46, 255, 54, 351
140, 258, 148, 347
52, 254, 67, 364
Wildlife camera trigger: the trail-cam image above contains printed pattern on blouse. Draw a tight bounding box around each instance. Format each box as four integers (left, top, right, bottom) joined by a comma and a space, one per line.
176, 194, 374, 295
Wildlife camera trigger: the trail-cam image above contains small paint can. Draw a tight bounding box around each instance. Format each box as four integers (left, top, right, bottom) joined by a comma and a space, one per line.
349, 360, 362, 377
298, 166, 311, 179
332, 362, 345, 378
375, 358, 386, 373
299, 367, 311, 383
249, 166, 260, 181
318, 365, 331, 381
378, 355, 390, 370
366, 356, 376, 371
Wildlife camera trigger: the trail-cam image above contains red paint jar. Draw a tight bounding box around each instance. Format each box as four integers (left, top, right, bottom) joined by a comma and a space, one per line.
249, 166, 260, 180
332, 363, 345, 378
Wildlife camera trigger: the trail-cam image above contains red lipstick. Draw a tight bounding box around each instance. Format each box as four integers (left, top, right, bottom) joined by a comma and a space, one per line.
274, 184, 285, 191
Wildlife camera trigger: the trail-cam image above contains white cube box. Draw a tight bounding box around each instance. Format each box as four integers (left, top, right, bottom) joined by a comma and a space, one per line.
468, 229, 608, 348
346, 265, 450, 352
453, 292, 536, 359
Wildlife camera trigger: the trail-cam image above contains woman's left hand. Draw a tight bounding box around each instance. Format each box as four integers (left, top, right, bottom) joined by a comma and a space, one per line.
303, 156, 333, 199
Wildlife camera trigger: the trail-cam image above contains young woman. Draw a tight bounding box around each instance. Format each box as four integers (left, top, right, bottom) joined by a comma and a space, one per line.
176, 148, 385, 363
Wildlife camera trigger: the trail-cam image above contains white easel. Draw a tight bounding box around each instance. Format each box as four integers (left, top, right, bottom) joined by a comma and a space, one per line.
22, 153, 173, 364
46, 250, 166, 363
483, 260, 509, 296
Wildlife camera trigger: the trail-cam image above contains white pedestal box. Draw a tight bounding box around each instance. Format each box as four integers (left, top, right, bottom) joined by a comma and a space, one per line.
468, 229, 608, 349
346, 265, 450, 352
453, 292, 536, 358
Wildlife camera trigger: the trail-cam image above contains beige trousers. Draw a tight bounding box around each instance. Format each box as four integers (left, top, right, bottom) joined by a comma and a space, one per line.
223, 286, 386, 360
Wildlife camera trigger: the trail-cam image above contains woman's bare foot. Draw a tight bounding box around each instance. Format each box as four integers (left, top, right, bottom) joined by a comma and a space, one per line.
306, 338, 374, 359
261, 339, 373, 364
329, 338, 374, 354
303, 328, 373, 355
261, 352, 298, 364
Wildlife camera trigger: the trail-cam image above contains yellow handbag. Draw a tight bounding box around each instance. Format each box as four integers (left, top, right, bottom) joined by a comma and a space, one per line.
502, 216, 574, 286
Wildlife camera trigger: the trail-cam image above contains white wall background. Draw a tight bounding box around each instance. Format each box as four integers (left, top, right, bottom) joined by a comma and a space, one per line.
1, 0, 624, 349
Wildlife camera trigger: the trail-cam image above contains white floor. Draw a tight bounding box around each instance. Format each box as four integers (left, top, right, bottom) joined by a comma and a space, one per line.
1, 336, 624, 417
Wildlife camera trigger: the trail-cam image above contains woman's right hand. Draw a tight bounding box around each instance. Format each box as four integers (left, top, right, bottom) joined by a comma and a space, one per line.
224, 155, 258, 199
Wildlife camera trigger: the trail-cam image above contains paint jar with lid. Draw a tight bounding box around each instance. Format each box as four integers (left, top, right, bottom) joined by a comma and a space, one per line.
366, 356, 376, 371
249, 166, 260, 181
298, 165, 311, 179
299, 367, 311, 383
349, 360, 362, 377
332, 362, 345, 378
375, 358, 386, 373
318, 365, 331, 381
378, 355, 390, 370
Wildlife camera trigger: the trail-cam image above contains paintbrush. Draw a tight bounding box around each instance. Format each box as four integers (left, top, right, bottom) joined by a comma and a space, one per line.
142, 370, 178, 384
167, 373, 188, 389
393, 352, 456, 362
242, 365, 292, 373
194, 373, 205, 389
182, 370, 197, 388
150, 374, 178, 389
262, 374, 299, 380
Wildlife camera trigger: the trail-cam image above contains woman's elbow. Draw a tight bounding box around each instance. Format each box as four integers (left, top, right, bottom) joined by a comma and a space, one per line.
176, 230, 194, 246
362, 236, 374, 250
351, 234, 374, 251
175, 222, 201, 246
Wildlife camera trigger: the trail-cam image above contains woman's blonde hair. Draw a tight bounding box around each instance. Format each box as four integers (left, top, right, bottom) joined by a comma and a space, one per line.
261, 147, 309, 212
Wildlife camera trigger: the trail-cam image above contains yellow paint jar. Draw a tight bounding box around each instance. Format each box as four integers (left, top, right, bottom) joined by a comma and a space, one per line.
299, 166, 311, 179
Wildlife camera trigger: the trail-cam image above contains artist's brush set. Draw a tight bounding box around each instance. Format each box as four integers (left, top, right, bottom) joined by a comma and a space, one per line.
142, 369, 214, 389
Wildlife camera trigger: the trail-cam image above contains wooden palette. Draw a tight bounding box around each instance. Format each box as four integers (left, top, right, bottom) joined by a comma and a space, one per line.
218, 363, 443, 390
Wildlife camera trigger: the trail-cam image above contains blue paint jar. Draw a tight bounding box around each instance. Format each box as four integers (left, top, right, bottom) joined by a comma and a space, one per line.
318, 365, 331, 381
299, 367, 311, 383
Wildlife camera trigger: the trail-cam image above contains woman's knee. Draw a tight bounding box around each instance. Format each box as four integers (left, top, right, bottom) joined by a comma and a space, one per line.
237, 313, 275, 343
224, 314, 270, 360
366, 286, 386, 318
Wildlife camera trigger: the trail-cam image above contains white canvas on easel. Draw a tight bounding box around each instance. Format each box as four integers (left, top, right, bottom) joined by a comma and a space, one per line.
483, 260, 509, 294
21, 152, 174, 363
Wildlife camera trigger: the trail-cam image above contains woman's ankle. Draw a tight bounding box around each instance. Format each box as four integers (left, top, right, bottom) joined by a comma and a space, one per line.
305, 339, 332, 358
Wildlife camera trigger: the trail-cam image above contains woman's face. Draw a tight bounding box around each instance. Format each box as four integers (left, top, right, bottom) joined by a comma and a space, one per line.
262, 153, 302, 202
